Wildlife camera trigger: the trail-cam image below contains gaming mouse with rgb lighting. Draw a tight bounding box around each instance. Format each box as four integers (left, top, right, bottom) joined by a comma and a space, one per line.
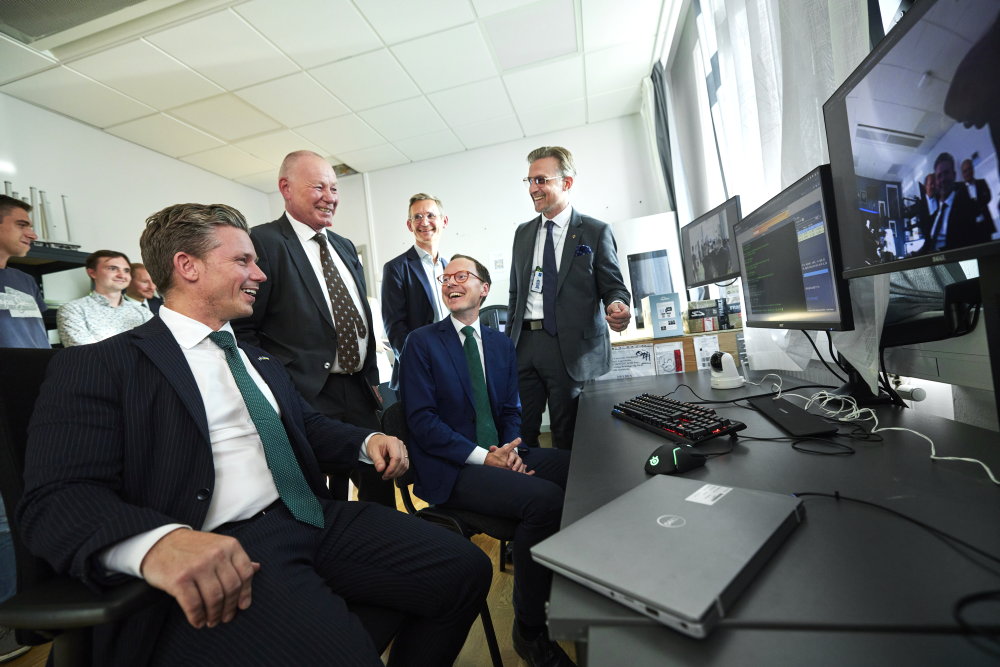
644, 444, 707, 475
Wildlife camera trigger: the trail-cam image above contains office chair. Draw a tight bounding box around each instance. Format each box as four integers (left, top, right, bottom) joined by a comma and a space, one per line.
381, 401, 514, 667
0, 347, 403, 665
479, 305, 509, 334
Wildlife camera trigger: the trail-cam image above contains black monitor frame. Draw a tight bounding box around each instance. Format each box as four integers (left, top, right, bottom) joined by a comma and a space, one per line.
679, 195, 742, 289
733, 165, 854, 332
823, 0, 1000, 279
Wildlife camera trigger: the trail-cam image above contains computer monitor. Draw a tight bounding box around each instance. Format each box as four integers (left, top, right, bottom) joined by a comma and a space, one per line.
733, 165, 853, 331
823, 0, 1000, 278
679, 196, 742, 289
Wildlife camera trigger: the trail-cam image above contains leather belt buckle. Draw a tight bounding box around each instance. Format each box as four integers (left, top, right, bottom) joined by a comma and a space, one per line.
523, 320, 544, 331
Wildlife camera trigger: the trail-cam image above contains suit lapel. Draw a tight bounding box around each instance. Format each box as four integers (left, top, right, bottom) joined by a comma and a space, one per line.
556, 209, 582, 293
519, 217, 543, 290
277, 216, 335, 329
437, 319, 474, 409
130, 319, 210, 443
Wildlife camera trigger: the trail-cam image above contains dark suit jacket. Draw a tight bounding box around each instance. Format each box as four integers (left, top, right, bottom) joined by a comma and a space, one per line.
927, 186, 991, 252
965, 178, 996, 232
381, 246, 447, 390
18, 317, 371, 667
233, 215, 379, 402
398, 319, 519, 505
507, 209, 630, 382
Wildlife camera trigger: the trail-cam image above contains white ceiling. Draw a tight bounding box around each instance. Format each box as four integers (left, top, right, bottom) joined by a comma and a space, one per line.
0, 0, 675, 193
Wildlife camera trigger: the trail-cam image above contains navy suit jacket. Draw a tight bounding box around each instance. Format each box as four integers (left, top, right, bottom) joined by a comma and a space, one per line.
507, 209, 630, 381
18, 316, 372, 667
233, 214, 379, 402
397, 319, 520, 505
381, 246, 447, 390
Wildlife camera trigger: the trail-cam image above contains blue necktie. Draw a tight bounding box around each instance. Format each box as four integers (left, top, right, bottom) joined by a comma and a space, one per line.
461, 326, 499, 448
208, 331, 324, 528
543, 220, 557, 336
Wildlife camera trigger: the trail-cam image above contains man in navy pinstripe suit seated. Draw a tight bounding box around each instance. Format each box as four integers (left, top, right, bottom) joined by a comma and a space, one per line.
18, 203, 490, 667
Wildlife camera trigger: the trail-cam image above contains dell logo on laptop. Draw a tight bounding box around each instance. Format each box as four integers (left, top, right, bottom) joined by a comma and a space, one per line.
657, 515, 686, 528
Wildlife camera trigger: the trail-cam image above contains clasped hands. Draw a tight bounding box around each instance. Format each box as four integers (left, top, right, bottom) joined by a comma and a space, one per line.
484, 437, 533, 475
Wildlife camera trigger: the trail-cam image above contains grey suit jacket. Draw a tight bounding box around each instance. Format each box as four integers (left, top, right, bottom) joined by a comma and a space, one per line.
507, 209, 630, 381
233, 214, 379, 402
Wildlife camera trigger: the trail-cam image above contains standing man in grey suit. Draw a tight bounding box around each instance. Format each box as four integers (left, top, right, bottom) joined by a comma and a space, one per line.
508, 146, 631, 450
233, 150, 393, 507
381, 192, 449, 391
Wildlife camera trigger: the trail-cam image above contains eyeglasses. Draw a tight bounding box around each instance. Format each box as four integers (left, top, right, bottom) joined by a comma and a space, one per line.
437, 271, 483, 285
409, 213, 439, 222
522, 176, 564, 187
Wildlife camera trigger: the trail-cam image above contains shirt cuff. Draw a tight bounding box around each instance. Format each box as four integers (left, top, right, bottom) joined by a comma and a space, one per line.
98, 524, 190, 578
465, 446, 488, 465
359, 432, 379, 464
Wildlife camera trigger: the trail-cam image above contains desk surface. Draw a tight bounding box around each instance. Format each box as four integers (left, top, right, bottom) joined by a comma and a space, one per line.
549, 373, 1000, 665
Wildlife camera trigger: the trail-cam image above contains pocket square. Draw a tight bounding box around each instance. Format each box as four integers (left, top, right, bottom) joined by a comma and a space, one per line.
575, 244, 593, 256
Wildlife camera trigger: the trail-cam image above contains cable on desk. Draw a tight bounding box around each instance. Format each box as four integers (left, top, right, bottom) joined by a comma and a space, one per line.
737, 433, 855, 456
954, 590, 1000, 657
802, 331, 847, 384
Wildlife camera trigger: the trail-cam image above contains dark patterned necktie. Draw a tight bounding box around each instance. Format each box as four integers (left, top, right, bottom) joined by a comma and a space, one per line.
312, 233, 367, 373
542, 220, 558, 335
461, 325, 498, 448
208, 331, 324, 527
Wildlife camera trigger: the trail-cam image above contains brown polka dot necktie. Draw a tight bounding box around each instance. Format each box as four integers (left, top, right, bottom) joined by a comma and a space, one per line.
312, 233, 367, 373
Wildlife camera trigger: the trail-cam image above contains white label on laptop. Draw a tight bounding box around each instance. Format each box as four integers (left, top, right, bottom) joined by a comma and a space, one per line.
686, 484, 733, 505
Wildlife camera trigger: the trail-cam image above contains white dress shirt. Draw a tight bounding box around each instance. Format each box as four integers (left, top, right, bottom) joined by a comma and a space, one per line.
524, 206, 572, 321
416, 245, 448, 321
451, 316, 489, 466
286, 213, 368, 373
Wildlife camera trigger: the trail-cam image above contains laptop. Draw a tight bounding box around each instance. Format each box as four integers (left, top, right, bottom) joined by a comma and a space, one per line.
748, 395, 838, 437
531, 475, 804, 638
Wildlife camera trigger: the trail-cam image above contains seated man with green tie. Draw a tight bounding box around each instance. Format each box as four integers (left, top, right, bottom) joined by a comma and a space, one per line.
398, 254, 573, 667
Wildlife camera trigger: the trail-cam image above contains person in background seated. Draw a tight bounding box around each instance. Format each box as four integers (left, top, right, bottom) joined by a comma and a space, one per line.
19, 203, 490, 667
381, 192, 450, 392
57, 250, 151, 346
0, 194, 45, 662
399, 253, 574, 667
124, 262, 162, 314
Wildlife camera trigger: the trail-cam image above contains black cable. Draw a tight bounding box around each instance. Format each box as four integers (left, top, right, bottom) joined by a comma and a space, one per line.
878, 346, 907, 407
954, 590, 1000, 655
714, 277, 739, 287
802, 331, 847, 384
670, 383, 834, 405
828, 333, 852, 374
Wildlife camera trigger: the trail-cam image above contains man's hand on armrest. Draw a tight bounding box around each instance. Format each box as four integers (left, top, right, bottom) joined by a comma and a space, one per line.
140, 528, 260, 629
366, 434, 410, 480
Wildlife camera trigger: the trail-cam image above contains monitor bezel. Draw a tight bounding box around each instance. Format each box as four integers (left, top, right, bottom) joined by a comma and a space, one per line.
679, 195, 743, 289
733, 164, 855, 332
823, 0, 1000, 279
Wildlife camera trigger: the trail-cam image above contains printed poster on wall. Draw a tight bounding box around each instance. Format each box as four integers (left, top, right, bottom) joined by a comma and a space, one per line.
653, 341, 685, 374
694, 334, 721, 370
596, 344, 655, 381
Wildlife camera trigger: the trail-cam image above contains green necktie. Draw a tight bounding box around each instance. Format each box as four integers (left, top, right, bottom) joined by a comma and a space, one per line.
461, 325, 499, 448
208, 331, 324, 528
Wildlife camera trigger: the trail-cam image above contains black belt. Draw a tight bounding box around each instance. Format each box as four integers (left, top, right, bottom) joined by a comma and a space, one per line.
522, 320, 545, 331
217, 499, 283, 531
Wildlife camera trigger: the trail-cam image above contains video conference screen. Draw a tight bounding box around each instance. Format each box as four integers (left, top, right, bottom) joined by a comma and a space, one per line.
734, 166, 852, 331
824, 0, 1000, 277
679, 196, 742, 289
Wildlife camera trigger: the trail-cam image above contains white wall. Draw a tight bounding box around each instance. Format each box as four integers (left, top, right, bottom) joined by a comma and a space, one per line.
327, 114, 663, 308
0, 92, 270, 300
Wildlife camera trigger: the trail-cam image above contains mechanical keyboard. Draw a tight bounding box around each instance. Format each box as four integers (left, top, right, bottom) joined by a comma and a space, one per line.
611, 393, 747, 446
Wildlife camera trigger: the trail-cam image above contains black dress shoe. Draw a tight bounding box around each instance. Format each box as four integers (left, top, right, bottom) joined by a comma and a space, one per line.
511, 623, 575, 667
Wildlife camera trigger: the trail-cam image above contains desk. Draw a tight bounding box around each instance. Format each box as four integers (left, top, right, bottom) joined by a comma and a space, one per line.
549, 372, 1000, 665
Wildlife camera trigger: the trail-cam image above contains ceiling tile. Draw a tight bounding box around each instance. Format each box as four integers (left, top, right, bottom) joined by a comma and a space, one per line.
587, 85, 642, 122
359, 97, 447, 141
354, 0, 474, 45
310, 50, 419, 110
394, 129, 465, 162
581, 0, 662, 52
0, 34, 56, 85
428, 77, 514, 126
235, 73, 349, 127
235, 170, 280, 194
146, 9, 299, 90
182, 145, 274, 179
68, 39, 223, 110
234, 129, 327, 165
336, 143, 409, 172
393, 24, 497, 93
518, 98, 586, 136
471, 0, 540, 18
235, 0, 382, 68
295, 114, 386, 155
0, 66, 154, 128
585, 40, 654, 95
106, 113, 224, 157
482, 0, 577, 71
170, 94, 281, 141
503, 56, 583, 112
452, 115, 523, 149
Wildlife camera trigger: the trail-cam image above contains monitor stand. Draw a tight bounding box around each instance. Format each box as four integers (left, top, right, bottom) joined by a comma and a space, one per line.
832, 353, 896, 406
